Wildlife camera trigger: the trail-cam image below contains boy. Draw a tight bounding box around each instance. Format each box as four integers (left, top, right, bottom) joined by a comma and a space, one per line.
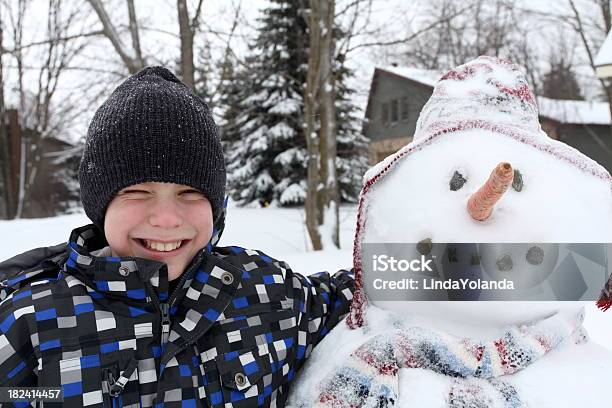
0, 67, 354, 407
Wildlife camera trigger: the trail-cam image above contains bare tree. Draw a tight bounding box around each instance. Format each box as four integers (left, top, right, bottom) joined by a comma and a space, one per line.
209, 1, 243, 102
304, 0, 340, 250
176, 0, 205, 89
2, 0, 28, 217
87, 0, 145, 74
540, 30, 584, 100
304, 1, 322, 250
89, 0, 206, 89
0, 3, 14, 219
566, 0, 612, 134
396, 0, 526, 69
126, 0, 144, 67
2, 0, 91, 218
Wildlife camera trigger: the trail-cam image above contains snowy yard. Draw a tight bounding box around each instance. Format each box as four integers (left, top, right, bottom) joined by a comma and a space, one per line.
0, 204, 610, 351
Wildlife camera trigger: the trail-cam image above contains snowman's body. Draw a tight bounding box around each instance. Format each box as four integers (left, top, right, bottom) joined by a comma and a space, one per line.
288, 306, 612, 407
286, 57, 612, 408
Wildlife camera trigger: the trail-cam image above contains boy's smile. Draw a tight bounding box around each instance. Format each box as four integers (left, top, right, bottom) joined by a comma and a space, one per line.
104, 182, 214, 281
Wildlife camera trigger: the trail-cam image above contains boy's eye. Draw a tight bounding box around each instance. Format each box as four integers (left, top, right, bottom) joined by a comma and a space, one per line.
180, 189, 204, 198
121, 189, 150, 196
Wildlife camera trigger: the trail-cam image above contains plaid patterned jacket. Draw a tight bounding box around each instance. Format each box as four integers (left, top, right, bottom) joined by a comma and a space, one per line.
0, 222, 354, 407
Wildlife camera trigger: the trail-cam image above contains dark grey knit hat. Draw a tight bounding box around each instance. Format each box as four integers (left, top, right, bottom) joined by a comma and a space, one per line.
78, 66, 226, 231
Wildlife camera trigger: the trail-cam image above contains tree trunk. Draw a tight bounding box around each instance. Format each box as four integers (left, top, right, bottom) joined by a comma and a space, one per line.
317, 0, 340, 248
303, 0, 340, 250
15, 0, 26, 218
177, 0, 195, 89
304, 0, 322, 250
0, 14, 15, 219
88, 0, 143, 74
126, 0, 144, 68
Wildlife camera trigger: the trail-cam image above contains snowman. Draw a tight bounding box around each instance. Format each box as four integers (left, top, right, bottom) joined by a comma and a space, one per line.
286, 56, 612, 408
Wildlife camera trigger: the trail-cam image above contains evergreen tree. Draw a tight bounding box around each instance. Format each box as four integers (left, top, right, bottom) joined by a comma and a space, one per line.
217, 55, 250, 176
223, 0, 307, 207
541, 57, 584, 101
333, 40, 369, 203
193, 38, 214, 101
223, 0, 367, 207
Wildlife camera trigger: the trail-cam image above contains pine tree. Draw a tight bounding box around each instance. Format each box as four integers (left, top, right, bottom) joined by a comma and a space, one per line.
193, 38, 214, 101
541, 57, 584, 101
217, 55, 250, 177
223, 0, 366, 207
334, 43, 368, 203
223, 0, 307, 207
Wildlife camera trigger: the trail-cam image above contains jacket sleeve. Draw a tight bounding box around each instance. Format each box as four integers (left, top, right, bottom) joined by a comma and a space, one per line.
289, 267, 355, 361
0, 291, 38, 387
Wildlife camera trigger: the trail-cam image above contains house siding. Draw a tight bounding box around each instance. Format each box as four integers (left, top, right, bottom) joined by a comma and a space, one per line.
555, 123, 612, 174
365, 73, 433, 142
364, 69, 612, 174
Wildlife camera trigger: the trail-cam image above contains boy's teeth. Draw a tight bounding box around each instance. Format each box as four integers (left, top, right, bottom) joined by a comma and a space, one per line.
144, 240, 182, 252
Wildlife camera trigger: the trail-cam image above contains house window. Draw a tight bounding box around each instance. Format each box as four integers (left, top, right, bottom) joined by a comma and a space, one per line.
401, 97, 409, 122
382, 103, 390, 126
391, 99, 399, 123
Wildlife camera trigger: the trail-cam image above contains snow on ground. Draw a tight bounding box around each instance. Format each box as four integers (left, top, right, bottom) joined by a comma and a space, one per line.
0, 206, 609, 350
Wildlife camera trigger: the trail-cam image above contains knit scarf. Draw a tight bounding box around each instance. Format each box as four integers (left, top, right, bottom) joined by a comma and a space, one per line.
316, 310, 588, 408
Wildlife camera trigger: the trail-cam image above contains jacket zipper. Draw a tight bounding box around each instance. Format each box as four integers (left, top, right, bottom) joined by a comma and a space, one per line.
149, 254, 206, 406
102, 359, 138, 407
160, 302, 170, 346
144, 283, 168, 350
103, 368, 120, 408
145, 253, 203, 351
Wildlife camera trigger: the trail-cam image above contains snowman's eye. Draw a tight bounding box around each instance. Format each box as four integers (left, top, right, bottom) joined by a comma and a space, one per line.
496, 254, 513, 271
512, 169, 523, 191
449, 171, 467, 191
526, 246, 544, 265
417, 238, 432, 255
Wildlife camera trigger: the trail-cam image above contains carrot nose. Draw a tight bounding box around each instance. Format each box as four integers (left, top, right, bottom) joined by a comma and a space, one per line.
467, 162, 514, 221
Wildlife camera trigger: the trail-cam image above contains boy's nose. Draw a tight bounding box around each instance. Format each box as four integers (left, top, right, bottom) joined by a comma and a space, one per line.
148, 200, 184, 228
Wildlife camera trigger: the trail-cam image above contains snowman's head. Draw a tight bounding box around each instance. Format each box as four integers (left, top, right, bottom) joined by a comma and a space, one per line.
348, 56, 612, 335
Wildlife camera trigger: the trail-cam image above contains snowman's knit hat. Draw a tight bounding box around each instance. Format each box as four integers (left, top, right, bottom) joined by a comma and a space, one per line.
348, 56, 612, 329
408, 56, 609, 179
415, 57, 540, 143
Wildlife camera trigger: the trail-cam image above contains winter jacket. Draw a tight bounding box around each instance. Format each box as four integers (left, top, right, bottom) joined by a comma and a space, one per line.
0, 221, 354, 408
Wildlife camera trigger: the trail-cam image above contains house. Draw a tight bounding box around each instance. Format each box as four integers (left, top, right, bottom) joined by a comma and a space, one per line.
363, 66, 612, 174
537, 97, 612, 173
595, 29, 612, 79
363, 66, 438, 164
0, 109, 81, 219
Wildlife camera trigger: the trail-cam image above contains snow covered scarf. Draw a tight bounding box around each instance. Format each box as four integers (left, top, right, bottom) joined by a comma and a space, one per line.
316, 310, 587, 408
597, 274, 612, 311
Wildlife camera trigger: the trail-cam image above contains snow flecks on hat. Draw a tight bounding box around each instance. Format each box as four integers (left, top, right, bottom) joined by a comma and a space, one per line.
416, 57, 541, 143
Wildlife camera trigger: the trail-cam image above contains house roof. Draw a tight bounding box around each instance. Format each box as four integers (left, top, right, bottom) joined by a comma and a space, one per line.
377, 66, 442, 88
537, 96, 611, 126
595, 30, 612, 68
369, 66, 611, 126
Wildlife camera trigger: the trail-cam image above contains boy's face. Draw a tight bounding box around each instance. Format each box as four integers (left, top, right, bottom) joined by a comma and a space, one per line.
104, 182, 214, 281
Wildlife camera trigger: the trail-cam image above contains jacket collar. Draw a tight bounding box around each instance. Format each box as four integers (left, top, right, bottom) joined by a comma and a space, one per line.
65, 224, 175, 305
64, 201, 229, 305
64, 203, 244, 364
